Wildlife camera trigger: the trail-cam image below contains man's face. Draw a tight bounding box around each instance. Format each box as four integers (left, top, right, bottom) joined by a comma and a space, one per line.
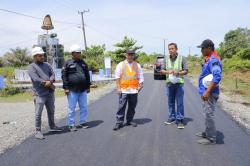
168, 45, 177, 57
126, 53, 135, 62
72, 52, 81, 60
34, 54, 45, 62
201, 47, 212, 57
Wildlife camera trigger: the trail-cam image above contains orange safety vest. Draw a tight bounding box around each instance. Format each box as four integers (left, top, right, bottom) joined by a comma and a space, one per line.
120, 61, 139, 90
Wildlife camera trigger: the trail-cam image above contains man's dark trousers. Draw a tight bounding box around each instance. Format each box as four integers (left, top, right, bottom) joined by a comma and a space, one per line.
116, 93, 138, 124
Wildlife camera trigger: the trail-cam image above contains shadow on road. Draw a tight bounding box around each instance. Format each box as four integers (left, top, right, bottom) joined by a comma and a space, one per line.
43, 120, 104, 136
183, 117, 193, 126
216, 131, 224, 144
86, 120, 104, 128
43, 126, 70, 136
133, 118, 152, 125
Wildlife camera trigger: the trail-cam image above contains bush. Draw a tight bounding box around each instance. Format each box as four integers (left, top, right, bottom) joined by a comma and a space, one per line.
223, 57, 250, 71
0, 67, 15, 79
85, 59, 103, 72
235, 48, 250, 60
0, 87, 24, 97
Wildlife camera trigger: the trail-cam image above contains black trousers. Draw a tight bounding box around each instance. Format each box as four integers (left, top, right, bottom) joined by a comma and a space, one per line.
116, 93, 138, 124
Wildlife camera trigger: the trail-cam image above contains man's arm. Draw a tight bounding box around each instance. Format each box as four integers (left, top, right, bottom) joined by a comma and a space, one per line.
61, 61, 70, 94
115, 63, 122, 95
83, 61, 91, 93
137, 63, 144, 92
202, 60, 222, 101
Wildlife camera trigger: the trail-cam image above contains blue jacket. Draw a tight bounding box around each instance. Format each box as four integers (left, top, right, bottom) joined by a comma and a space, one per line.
198, 53, 222, 96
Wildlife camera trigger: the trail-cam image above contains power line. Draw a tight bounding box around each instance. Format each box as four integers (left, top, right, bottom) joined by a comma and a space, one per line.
0, 8, 80, 25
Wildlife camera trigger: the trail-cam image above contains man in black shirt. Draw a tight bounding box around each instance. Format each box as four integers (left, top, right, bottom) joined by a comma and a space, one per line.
62, 44, 91, 131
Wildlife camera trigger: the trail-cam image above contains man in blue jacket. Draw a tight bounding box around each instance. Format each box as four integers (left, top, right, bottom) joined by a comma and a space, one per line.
196, 39, 222, 145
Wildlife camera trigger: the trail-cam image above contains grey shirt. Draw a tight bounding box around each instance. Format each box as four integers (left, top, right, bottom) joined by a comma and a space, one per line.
28, 62, 55, 96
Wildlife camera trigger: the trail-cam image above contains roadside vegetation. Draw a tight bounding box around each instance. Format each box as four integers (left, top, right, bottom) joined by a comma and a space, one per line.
187, 27, 250, 102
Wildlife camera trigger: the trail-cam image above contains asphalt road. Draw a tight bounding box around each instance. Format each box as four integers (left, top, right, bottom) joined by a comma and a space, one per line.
1, 74, 250, 166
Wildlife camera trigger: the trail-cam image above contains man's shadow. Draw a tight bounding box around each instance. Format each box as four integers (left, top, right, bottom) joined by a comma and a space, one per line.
44, 120, 104, 136
216, 131, 224, 144
183, 117, 193, 126
133, 118, 152, 125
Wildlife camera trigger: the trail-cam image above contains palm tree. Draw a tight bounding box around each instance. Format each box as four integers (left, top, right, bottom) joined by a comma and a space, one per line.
4, 47, 32, 67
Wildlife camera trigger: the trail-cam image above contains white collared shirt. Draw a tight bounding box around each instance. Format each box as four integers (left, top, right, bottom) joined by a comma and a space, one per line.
115, 60, 144, 94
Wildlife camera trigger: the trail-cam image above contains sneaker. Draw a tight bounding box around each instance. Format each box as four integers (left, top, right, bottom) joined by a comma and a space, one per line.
49, 126, 62, 132
195, 132, 207, 138
197, 138, 216, 145
69, 126, 78, 132
113, 123, 123, 131
164, 119, 176, 125
126, 121, 137, 127
35, 131, 45, 140
79, 123, 89, 129
177, 121, 185, 129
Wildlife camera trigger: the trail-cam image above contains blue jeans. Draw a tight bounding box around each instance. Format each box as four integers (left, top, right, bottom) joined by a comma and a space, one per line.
67, 91, 88, 126
166, 83, 184, 121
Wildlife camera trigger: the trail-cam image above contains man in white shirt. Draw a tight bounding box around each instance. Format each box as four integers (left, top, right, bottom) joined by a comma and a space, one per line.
113, 50, 144, 130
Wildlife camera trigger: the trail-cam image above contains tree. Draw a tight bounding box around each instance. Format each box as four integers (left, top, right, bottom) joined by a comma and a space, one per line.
236, 47, 250, 60
0, 57, 5, 67
83, 44, 106, 72
136, 52, 150, 65
3, 47, 32, 67
112, 36, 143, 64
219, 28, 250, 59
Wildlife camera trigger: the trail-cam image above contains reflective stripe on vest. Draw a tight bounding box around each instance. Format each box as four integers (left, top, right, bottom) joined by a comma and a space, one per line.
166, 55, 184, 84
120, 61, 139, 90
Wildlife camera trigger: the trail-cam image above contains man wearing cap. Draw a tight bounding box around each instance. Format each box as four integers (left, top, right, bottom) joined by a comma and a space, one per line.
62, 44, 91, 132
28, 46, 61, 140
160, 43, 188, 129
196, 39, 222, 145
113, 50, 144, 130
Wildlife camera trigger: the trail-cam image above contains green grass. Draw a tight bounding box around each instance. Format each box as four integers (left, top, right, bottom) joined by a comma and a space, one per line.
0, 89, 66, 103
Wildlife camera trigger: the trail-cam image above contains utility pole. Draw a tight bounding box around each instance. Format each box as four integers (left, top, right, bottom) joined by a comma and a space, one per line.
188, 46, 191, 56
163, 38, 167, 56
78, 9, 89, 50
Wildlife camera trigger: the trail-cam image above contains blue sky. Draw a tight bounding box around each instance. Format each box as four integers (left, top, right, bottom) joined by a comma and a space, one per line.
0, 0, 250, 56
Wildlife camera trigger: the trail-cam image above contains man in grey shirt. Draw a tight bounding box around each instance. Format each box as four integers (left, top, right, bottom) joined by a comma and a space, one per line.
28, 46, 61, 140
160, 43, 188, 129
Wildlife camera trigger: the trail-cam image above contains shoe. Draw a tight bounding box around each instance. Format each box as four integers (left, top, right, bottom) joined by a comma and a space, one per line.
49, 126, 62, 132
69, 126, 78, 132
126, 121, 137, 127
164, 119, 176, 125
113, 123, 123, 131
196, 132, 207, 138
35, 131, 45, 140
79, 123, 89, 129
177, 121, 185, 129
197, 138, 216, 145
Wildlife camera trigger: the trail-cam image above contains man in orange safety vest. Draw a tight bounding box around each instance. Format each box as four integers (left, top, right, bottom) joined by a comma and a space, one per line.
113, 50, 144, 131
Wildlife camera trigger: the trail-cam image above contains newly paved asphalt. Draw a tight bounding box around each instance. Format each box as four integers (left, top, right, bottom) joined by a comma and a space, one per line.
1, 74, 250, 166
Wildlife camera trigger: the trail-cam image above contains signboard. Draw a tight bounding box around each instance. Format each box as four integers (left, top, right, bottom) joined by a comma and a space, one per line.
104, 57, 111, 69
0, 76, 5, 89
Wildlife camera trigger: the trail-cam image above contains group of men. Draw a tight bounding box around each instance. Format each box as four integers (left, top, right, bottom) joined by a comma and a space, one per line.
28, 39, 222, 145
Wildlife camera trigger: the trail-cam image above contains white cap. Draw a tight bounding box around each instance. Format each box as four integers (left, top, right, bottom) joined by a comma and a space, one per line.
32, 46, 44, 56
70, 44, 81, 53
202, 74, 213, 88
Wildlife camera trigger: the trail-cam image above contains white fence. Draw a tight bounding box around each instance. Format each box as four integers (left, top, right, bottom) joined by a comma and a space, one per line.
14, 69, 63, 82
